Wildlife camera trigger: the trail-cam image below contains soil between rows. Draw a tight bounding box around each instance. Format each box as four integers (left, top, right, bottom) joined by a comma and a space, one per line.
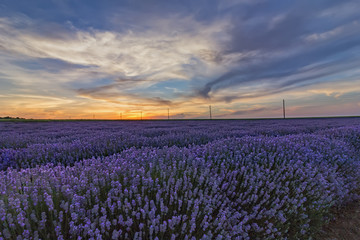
316, 197, 360, 240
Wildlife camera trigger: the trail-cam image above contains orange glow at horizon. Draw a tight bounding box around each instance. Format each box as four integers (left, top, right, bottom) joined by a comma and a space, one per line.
1, 78, 360, 120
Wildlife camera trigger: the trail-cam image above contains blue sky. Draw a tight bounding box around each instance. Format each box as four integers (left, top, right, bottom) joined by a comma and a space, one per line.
1, 0, 360, 119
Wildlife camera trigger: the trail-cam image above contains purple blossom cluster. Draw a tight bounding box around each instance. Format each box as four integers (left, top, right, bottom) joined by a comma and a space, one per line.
1, 119, 358, 171
0, 118, 359, 239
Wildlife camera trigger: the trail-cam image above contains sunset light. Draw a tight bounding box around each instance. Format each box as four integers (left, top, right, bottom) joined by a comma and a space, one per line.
1, 1, 360, 119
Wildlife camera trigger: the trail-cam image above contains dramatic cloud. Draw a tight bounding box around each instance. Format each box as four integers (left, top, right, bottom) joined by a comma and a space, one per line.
0, 0, 359, 118
197, 0, 360, 99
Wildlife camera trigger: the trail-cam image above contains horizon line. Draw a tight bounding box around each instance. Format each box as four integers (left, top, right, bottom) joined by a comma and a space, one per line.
1, 115, 359, 122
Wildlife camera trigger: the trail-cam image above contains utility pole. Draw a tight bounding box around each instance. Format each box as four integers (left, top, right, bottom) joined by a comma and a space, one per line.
93, 114, 95, 120
168, 108, 170, 120
283, 99, 286, 119
119, 112, 122, 120
140, 111, 142, 120
209, 105, 212, 120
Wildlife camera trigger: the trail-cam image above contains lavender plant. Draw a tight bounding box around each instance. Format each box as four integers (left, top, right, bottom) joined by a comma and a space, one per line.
0, 118, 359, 239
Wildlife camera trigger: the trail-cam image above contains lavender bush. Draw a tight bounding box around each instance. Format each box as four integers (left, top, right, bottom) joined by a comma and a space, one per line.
0, 118, 359, 239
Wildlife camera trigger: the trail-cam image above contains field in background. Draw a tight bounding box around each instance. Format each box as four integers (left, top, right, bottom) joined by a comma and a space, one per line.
0, 118, 359, 239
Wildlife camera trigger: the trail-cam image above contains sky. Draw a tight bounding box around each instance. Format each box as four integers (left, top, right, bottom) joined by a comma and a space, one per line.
1, 0, 360, 119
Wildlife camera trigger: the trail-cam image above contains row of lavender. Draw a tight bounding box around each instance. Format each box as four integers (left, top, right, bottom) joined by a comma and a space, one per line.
0, 119, 360, 239
1, 119, 358, 171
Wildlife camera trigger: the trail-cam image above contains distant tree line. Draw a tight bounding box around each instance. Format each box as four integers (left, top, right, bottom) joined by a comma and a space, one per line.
0, 116, 25, 119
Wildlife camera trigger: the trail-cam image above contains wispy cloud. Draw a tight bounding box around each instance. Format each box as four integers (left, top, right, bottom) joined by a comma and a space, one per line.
0, 15, 229, 78
217, 106, 279, 118
304, 21, 359, 42
1, 0, 360, 118
0, 14, 232, 112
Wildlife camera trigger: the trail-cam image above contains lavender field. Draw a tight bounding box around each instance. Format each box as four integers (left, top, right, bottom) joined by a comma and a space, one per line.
1, 118, 360, 239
